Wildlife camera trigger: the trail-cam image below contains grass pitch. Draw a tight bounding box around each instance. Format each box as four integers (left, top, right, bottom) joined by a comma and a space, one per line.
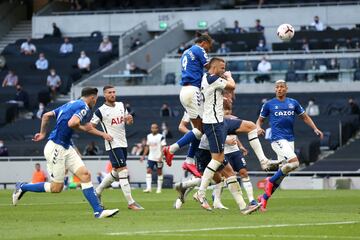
0, 188, 359, 240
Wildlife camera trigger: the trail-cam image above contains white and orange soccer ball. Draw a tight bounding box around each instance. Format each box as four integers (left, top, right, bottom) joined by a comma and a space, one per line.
277, 24, 295, 41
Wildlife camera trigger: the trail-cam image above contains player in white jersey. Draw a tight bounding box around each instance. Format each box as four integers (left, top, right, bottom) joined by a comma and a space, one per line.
91, 85, 143, 210
141, 123, 166, 193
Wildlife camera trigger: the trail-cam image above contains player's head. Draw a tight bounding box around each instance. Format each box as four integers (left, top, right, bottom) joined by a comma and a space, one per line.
195, 33, 213, 53
81, 87, 98, 108
103, 85, 116, 103
150, 123, 159, 134
275, 79, 288, 98
208, 57, 226, 76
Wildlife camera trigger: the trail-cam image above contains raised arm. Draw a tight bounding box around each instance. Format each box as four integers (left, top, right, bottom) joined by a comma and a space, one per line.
32, 111, 55, 141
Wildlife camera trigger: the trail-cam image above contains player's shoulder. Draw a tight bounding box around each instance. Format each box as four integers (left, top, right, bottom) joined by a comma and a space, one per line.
205, 73, 221, 84
286, 97, 301, 105
73, 99, 88, 109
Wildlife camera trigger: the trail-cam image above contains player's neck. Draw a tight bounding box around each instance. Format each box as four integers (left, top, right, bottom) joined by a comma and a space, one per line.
276, 96, 286, 101
105, 101, 115, 107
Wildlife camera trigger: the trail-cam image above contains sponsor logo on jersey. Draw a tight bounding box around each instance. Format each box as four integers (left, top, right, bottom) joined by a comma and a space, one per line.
274, 110, 295, 116
111, 116, 124, 125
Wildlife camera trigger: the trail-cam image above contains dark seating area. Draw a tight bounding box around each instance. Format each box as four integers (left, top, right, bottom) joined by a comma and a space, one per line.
0, 35, 119, 125
211, 32, 264, 53
272, 28, 360, 51
1, 92, 359, 171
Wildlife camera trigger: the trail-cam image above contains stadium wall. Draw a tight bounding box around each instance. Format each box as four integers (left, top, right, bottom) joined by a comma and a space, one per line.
32, 5, 360, 43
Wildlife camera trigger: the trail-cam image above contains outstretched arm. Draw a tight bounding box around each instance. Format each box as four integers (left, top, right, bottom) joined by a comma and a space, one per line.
68, 116, 113, 141
299, 113, 324, 139
32, 111, 55, 141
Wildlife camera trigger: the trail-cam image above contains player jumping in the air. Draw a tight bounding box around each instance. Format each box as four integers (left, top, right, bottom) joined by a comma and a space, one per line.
163, 34, 212, 173
141, 123, 166, 193
13, 87, 119, 218
91, 85, 144, 210
256, 80, 323, 211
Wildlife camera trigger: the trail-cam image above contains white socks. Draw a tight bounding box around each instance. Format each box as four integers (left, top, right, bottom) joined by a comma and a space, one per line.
96, 170, 118, 195
44, 182, 51, 192
182, 177, 202, 189
157, 175, 163, 192
226, 176, 247, 210
198, 159, 222, 195
118, 169, 135, 205
145, 173, 152, 190
241, 177, 254, 202
185, 157, 195, 164
248, 129, 267, 162
213, 180, 224, 204
281, 161, 299, 174
169, 143, 180, 154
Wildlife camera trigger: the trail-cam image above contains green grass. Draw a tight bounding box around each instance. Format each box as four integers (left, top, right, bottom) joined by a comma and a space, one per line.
0, 189, 359, 240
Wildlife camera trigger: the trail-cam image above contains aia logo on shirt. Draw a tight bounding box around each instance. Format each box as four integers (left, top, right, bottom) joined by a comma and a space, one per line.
111, 116, 124, 125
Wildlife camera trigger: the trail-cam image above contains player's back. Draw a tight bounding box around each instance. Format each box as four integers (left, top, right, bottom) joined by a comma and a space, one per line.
180, 44, 208, 88
49, 99, 90, 149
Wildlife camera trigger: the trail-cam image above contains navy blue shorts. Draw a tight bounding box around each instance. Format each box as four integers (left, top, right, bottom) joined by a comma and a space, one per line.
147, 160, 163, 170
224, 118, 243, 135
107, 147, 127, 168
195, 148, 228, 174
225, 151, 247, 172
203, 122, 226, 153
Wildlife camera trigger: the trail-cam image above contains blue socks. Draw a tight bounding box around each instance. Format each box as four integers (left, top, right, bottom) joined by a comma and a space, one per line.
270, 169, 285, 184
21, 182, 46, 192
176, 131, 197, 148
187, 139, 200, 158
82, 187, 103, 214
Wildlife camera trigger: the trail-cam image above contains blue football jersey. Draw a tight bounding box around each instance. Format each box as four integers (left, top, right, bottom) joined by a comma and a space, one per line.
180, 45, 208, 88
260, 97, 305, 142
48, 99, 91, 149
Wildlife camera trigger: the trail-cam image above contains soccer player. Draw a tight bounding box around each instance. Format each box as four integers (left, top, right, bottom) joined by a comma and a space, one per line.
13, 87, 119, 218
91, 85, 143, 210
193, 57, 237, 209
163, 34, 213, 170
141, 123, 166, 193
256, 80, 324, 211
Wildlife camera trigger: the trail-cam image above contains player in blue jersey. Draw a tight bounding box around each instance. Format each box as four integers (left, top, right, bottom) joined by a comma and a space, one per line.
12, 87, 119, 218
163, 34, 213, 175
256, 80, 323, 211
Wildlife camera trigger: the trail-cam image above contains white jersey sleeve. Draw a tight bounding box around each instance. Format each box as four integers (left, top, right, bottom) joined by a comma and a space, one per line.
90, 110, 101, 125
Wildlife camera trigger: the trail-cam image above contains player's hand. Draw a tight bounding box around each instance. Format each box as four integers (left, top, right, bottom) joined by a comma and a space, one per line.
223, 71, 232, 79
314, 128, 324, 139
227, 137, 237, 145
257, 127, 265, 136
32, 133, 45, 142
102, 133, 113, 142
125, 114, 133, 124
140, 156, 145, 162
239, 146, 248, 156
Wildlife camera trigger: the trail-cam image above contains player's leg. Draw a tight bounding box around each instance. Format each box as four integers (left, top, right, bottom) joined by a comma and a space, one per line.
194, 123, 226, 210
259, 140, 298, 211
69, 147, 118, 218
164, 86, 203, 166
212, 173, 228, 210
144, 160, 154, 193
156, 162, 164, 194
239, 169, 256, 205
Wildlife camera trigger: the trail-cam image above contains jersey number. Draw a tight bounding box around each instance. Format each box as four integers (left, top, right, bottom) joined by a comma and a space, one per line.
182, 56, 188, 71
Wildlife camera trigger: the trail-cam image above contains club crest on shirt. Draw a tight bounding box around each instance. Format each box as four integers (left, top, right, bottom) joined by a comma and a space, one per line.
288, 103, 295, 109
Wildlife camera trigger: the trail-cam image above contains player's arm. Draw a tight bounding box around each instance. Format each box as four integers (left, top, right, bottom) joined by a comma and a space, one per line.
68, 116, 113, 141
159, 137, 166, 162
237, 139, 248, 156
32, 111, 55, 141
125, 114, 133, 125
223, 71, 235, 90
256, 116, 266, 136
299, 112, 324, 139
140, 145, 149, 162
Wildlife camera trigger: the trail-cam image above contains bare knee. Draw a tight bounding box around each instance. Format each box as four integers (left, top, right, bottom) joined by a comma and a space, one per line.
50, 183, 64, 193
157, 169, 163, 175
239, 169, 248, 178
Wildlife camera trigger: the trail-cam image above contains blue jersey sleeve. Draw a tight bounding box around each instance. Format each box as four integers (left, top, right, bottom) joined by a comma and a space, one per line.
260, 102, 270, 118
52, 106, 62, 119
294, 100, 305, 115
73, 102, 89, 122
195, 46, 208, 66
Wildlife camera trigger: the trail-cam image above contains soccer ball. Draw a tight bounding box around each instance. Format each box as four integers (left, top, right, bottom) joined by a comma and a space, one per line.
277, 24, 295, 41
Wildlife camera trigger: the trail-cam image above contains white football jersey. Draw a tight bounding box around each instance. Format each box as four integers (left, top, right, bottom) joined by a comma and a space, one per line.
224, 135, 240, 154
201, 73, 227, 124
147, 133, 166, 161
91, 102, 128, 151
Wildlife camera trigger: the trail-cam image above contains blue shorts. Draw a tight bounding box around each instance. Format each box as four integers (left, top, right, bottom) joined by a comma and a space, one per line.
195, 148, 228, 174
225, 151, 247, 172
147, 160, 163, 170
203, 122, 226, 153
224, 118, 243, 135
107, 147, 127, 168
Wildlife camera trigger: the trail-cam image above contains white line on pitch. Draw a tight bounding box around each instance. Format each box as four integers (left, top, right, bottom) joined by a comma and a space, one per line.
106, 221, 359, 236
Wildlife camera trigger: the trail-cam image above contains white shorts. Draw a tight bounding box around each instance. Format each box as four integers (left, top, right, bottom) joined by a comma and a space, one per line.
271, 140, 297, 162
44, 140, 85, 183
179, 86, 203, 119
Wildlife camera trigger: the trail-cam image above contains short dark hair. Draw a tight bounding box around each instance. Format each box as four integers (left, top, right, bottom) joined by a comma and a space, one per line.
209, 57, 225, 67
103, 85, 115, 91
195, 34, 213, 44
81, 87, 98, 97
